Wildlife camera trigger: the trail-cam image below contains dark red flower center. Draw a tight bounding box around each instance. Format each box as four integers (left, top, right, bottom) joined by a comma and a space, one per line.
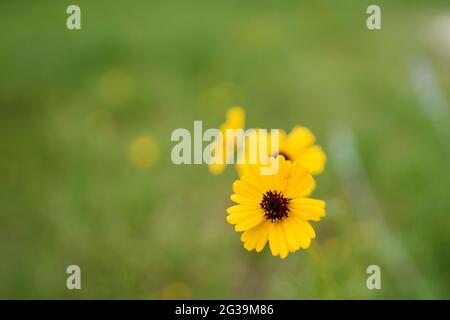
260, 190, 290, 222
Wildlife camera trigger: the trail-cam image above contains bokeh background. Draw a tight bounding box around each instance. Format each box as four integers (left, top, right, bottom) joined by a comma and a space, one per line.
0, 0, 449, 299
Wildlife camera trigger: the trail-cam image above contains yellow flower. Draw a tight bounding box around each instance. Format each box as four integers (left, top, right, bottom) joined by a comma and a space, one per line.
97, 69, 133, 107
227, 156, 326, 259
208, 106, 245, 175
128, 134, 160, 170
237, 126, 326, 177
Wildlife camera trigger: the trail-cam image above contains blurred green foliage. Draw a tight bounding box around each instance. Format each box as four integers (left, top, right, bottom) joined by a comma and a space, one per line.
0, 0, 449, 299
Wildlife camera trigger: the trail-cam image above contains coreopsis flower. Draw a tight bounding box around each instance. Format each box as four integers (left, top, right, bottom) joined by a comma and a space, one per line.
227, 156, 326, 259
237, 126, 326, 177
208, 106, 245, 175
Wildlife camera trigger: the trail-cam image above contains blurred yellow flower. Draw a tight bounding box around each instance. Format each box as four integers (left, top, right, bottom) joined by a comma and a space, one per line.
227, 156, 326, 259
128, 134, 160, 170
237, 126, 326, 177
97, 69, 133, 107
208, 106, 245, 175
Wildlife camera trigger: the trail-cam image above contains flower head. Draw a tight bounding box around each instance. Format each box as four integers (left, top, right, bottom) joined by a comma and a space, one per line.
128, 134, 160, 170
237, 126, 326, 177
227, 156, 326, 259
209, 106, 245, 175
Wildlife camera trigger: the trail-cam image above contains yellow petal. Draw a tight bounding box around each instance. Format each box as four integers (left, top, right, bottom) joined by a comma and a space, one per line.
255, 224, 270, 252
226, 210, 262, 224
235, 215, 265, 232
226, 106, 245, 129
298, 198, 326, 207
288, 218, 312, 249
296, 145, 326, 175
233, 180, 261, 199
276, 223, 289, 259
284, 163, 315, 198
243, 223, 268, 251
286, 126, 315, 152
268, 223, 279, 256
236, 129, 287, 178
241, 229, 251, 242
230, 194, 259, 206
270, 156, 291, 191
281, 220, 300, 252
209, 107, 245, 176
226, 205, 259, 215
276, 130, 288, 153
290, 198, 326, 221
291, 215, 316, 239
240, 163, 270, 192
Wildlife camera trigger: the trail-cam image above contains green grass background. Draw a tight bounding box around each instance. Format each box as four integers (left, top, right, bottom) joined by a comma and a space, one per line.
0, 0, 449, 299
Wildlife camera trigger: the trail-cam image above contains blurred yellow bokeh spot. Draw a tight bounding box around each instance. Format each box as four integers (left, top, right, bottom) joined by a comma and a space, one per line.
97, 69, 133, 106
208, 106, 246, 175
128, 134, 160, 170
161, 281, 193, 300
